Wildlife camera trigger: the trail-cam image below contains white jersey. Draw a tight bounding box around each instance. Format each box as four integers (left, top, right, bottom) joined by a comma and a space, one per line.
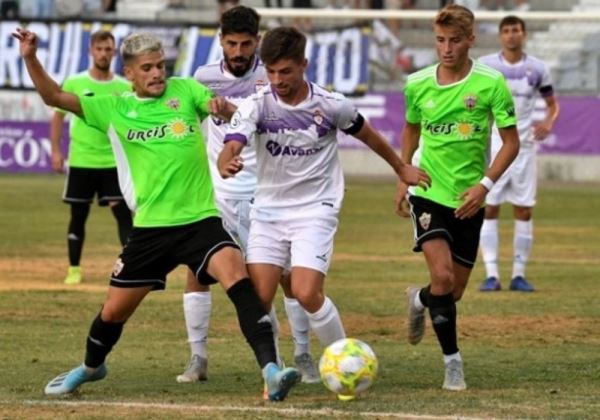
194, 59, 267, 199
225, 82, 361, 221
479, 52, 553, 151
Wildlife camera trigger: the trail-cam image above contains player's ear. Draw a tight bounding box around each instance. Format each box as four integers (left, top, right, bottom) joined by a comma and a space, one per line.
123, 65, 134, 82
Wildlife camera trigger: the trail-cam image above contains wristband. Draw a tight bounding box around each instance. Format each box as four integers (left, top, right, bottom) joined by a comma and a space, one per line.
480, 176, 494, 191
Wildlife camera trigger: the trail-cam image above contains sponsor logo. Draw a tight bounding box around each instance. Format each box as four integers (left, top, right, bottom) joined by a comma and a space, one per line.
165, 98, 181, 110
126, 118, 194, 142
419, 212, 431, 230
463, 94, 477, 110
316, 253, 328, 263
423, 121, 482, 139
266, 140, 324, 157
112, 258, 124, 276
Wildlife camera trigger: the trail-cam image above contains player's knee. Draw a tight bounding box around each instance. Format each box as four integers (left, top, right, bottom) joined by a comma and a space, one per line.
294, 290, 324, 313
185, 268, 209, 292
429, 266, 454, 292
514, 206, 532, 220
100, 304, 131, 323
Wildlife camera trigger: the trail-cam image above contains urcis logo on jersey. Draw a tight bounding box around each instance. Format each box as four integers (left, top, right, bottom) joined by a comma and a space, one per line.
463, 94, 477, 111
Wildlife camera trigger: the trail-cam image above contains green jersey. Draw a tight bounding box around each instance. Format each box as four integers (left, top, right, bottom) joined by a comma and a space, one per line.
80, 77, 219, 227
404, 61, 516, 209
59, 71, 130, 168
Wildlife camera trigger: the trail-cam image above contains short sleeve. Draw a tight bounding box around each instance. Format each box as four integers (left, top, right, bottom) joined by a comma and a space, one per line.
188, 79, 215, 121
80, 94, 116, 133
224, 94, 260, 146
335, 95, 359, 131
404, 84, 421, 124
491, 77, 517, 128
539, 63, 554, 97
55, 77, 74, 114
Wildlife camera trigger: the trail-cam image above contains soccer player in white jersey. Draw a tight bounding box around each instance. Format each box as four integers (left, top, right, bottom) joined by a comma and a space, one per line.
177, 5, 319, 385
218, 27, 431, 369
14, 28, 300, 401
478, 16, 560, 292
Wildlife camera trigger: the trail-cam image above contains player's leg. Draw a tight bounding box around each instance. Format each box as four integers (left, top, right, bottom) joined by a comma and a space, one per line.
280, 273, 320, 383
508, 152, 536, 292
109, 201, 132, 246
176, 269, 211, 383
189, 217, 299, 401
62, 167, 95, 284
99, 168, 132, 247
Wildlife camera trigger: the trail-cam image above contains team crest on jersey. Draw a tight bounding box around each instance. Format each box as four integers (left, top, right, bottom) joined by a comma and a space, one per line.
112, 258, 124, 276
463, 94, 477, 111
313, 110, 324, 126
166, 98, 181, 111
255, 79, 266, 92
419, 212, 431, 230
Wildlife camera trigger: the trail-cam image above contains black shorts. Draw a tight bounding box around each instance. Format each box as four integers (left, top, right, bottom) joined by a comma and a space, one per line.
63, 167, 124, 207
110, 217, 239, 290
408, 195, 484, 268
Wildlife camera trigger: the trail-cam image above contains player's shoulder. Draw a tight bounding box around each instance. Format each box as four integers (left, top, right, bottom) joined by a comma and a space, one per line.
477, 52, 499, 66
523, 53, 550, 70
472, 60, 504, 80
311, 83, 347, 103
63, 71, 90, 84
407, 64, 436, 82
193, 61, 222, 82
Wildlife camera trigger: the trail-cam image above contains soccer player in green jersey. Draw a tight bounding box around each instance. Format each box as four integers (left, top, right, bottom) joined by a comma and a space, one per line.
50, 30, 132, 285
395, 5, 520, 390
13, 28, 300, 401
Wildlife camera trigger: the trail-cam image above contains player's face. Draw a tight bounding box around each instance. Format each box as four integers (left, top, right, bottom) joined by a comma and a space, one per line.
220, 32, 259, 77
90, 39, 115, 72
124, 51, 167, 98
434, 25, 474, 71
499, 23, 526, 52
265, 58, 307, 101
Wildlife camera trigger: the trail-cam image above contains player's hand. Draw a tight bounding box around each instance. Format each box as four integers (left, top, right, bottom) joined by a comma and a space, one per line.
11, 28, 38, 59
219, 156, 244, 178
394, 181, 410, 217
398, 164, 431, 190
208, 97, 236, 122
533, 121, 552, 141
51, 151, 64, 173
455, 183, 487, 220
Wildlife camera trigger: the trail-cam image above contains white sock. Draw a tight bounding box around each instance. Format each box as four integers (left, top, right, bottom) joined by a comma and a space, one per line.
268, 306, 283, 366
307, 297, 346, 347
183, 291, 211, 359
443, 352, 462, 364
284, 297, 311, 357
480, 219, 500, 279
512, 220, 533, 278
414, 290, 425, 312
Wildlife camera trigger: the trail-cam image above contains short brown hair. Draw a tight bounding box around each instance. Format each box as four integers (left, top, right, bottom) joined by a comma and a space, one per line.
435, 4, 475, 37
499, 15, 526, 33
90, 30, 115, 46
259, 27, 306, 66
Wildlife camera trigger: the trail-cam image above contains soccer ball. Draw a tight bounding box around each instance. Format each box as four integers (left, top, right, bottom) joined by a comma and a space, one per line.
319, 338, 378, 399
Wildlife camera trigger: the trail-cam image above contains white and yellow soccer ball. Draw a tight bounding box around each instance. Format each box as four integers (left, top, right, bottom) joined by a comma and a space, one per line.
319, 338, 378, 400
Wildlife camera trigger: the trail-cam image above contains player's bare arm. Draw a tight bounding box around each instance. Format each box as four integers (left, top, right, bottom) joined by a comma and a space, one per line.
217, 141, 245, 178
50, 111, 66, 173
354, 120, 431, 191
12, 28, 82, 117
208, 97, 237, 122
455, 125, 520, 220
533, 96, 560, 140
395, 121, 422, 217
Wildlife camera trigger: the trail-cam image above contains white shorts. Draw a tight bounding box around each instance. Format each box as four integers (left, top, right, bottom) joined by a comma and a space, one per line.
486, 150, 537, 207
215, 196, 252, 251
246, 215, 339, 275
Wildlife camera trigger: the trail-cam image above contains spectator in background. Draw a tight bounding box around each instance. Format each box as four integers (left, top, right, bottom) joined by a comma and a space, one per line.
292, 0, 313, 33
1, 0, 19, 18
485, 0, 530, 11
102, 0, 117, 12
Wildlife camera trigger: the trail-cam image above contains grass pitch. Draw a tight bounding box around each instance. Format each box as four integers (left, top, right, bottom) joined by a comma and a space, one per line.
0, 174, 599, 419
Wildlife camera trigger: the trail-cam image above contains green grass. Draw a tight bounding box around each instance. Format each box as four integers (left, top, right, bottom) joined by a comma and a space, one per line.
1, 174, 599, 419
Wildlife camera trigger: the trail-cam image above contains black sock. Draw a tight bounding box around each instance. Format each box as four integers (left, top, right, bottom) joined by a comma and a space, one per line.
428, 292, 458, 355
67, 203, 90, 266
419, 285, 431, 308
226, 278, 276, 369
84, 313, 124, 368
110, 202, 133, 246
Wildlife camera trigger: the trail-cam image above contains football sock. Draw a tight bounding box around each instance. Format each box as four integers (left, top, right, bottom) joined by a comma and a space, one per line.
443, 352, 462, 364
226, 278, 276, 369
480, 219, 500, 279
284, 297, 311, 356
307, 297, 345, 347
268, 306, 283, 366
418, 285, 431, 309
512, 220, 533, 278
110, 201, 133, 246
84, 313, 124, 368
67, 203, 90, 266
428, 293, 458, 355
183, 291, 211, 359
